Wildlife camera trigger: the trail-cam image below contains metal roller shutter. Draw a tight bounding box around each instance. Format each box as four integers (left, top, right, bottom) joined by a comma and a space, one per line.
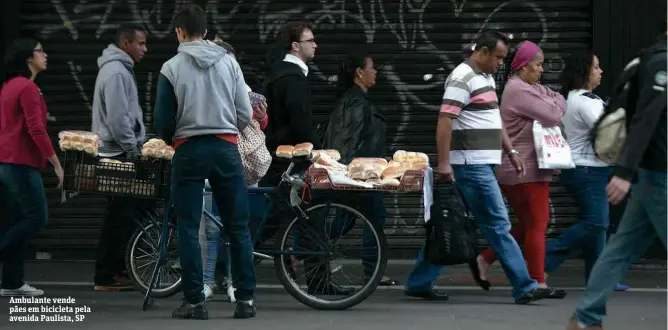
19, 0, 592, 259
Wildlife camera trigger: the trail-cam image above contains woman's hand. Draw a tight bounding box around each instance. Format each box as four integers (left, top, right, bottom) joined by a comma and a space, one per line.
509, 153, 526, 178
48, 154, 64, 188
54, 165, 64, 188
253, 101, 267, 119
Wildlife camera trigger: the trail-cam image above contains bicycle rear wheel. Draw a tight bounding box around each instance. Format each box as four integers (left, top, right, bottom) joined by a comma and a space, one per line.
273, 202, 388, 310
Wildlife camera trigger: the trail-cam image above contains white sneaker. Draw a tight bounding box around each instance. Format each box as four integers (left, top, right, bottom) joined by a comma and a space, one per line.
1, 284, 44, 297
203, 284, 214, 301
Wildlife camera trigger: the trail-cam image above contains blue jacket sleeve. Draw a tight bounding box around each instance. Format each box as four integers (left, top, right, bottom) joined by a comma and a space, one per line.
153, 73, 178, 143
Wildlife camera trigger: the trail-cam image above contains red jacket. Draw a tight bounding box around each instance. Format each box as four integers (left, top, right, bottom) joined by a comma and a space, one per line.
0, 76, 56, 170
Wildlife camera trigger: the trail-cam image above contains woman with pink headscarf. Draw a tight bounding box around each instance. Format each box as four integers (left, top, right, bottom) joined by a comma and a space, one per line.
474, 41, 567, 297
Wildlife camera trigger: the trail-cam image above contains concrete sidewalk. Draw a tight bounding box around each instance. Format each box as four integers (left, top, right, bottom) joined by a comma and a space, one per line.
0, 286, 665, 330
15, 259, 667, 290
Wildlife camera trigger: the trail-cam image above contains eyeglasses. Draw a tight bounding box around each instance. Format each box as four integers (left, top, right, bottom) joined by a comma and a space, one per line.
297, 38, 315, 43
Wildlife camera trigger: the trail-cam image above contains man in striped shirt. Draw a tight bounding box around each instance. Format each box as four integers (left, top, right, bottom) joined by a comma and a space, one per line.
404, 31, 551, 304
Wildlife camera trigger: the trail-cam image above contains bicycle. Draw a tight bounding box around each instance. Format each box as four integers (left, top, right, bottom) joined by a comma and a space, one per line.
133, 155, 389, 311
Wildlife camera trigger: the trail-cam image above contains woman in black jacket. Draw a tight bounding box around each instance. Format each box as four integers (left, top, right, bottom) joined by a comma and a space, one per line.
323, 52, 398, 286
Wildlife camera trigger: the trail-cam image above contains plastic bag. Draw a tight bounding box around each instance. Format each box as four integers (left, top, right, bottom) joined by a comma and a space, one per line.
532, 121, 575, 169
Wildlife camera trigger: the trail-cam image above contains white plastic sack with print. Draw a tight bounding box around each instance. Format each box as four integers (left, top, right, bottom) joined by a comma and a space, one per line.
532, 121, 575, 169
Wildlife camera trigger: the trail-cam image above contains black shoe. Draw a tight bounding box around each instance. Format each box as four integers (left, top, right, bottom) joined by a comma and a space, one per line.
234, 300, 257, 319
172, 300, 208, 320
307, 282, 356, 295
468, 259, 491, 291
514, 287, 551, 305
404, 289, 450, 301
545, 287, 567, 299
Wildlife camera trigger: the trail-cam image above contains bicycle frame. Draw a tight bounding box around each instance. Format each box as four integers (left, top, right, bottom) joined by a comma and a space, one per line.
202, 159, 329, 260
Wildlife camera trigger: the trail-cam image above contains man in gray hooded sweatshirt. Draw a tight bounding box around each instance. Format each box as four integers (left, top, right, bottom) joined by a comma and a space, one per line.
90, 24, 149, 292
153, 4, 255, 320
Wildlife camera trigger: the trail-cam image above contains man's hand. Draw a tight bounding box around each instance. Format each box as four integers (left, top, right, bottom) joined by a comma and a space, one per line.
607, 176, 631, 205
437, 162, 454, 182
509, 153, 526, 178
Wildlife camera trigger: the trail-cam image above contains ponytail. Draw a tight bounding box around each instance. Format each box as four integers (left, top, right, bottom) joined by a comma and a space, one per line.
336, 52, 368, 99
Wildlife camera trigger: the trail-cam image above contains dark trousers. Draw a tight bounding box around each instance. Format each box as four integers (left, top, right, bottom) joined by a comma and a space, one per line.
0, 163, 48, 289
94, 196, 153, 284
172, 136, 256, 304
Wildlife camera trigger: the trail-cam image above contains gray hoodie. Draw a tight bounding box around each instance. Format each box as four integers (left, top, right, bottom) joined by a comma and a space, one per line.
154, 40, 252, 142
91, 44, 146, 155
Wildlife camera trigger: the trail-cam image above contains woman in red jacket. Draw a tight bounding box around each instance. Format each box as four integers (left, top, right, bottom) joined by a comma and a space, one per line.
0, 38, 63, 297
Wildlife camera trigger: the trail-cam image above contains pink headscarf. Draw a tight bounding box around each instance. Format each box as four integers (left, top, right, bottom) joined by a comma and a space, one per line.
510, 41, 542, 71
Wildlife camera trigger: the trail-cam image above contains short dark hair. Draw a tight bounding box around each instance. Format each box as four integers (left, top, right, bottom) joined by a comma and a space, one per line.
2, 38, 40, 83
212, 36, 235, 56
277, 21, 314, 51
559, 50, 596, 96
172, 4, 207, 38
473, 30, 510, 53
115, 24, 147, 44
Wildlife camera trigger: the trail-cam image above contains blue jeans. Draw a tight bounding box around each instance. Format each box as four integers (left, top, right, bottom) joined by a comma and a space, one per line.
202, 190, 223, 285
545, 166, 611, 281
171, 136, 256, 304
573, 169, 667, 326
406, 164, 538, 300
0, 163, 48, 289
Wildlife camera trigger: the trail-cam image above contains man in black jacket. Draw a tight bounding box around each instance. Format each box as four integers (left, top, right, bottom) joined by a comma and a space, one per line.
567, 26, 667, 330
257, 22, 353, 295
257, 21, 319, 237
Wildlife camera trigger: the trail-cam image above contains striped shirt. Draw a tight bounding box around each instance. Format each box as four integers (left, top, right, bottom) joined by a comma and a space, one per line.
440, 60, 502, 165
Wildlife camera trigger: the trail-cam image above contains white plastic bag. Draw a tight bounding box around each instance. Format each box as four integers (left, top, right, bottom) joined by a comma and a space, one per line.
533, 121, 575, 169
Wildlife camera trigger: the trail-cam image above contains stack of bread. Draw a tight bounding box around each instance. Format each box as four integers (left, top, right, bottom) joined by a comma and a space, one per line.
346, 151, 428, 188
275, 142, 315, 158
58, 131, 101, 157
142, 138, 175, 160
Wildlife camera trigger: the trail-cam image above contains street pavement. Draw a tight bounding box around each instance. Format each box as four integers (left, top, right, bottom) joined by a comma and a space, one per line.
0, 260, 665, 329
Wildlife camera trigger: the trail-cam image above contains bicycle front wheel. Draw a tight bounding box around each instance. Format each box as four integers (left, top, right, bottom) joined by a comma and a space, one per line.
273, 202, 388, 310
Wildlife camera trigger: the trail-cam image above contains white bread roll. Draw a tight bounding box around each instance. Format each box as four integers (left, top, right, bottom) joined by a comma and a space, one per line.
416, 152, 429, 163
324, 149, 341, 161
393, 150, 408, 162
380, 178, 400, 187
276, 145, 295, 158
293, 142, 314, 156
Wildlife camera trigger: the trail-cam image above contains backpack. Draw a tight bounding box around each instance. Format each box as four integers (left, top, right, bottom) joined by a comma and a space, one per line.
590, 57, 642, 164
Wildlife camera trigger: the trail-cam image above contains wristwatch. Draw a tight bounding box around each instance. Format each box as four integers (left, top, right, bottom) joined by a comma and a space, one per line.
507, 149, 519, 157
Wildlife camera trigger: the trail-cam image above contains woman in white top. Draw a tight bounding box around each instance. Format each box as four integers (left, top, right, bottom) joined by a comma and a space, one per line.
544, 50, 627, 291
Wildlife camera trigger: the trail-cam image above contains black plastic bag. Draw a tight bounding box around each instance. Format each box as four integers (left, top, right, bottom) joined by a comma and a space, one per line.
423, 181, 479, 266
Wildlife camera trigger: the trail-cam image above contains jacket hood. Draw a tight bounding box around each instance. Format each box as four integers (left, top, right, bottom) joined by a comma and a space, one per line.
266, 60, 305, 84
178, 40, 227, 69
97, 43, 134, 70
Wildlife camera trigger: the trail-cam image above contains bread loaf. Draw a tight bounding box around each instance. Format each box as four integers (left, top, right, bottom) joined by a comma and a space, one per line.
381, 167, 403, 180
410, 161, 428, 171
276, 145, 295, 158
380, 178, 400, 187
348, 163, 366, 180
293, 142, 314, 156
